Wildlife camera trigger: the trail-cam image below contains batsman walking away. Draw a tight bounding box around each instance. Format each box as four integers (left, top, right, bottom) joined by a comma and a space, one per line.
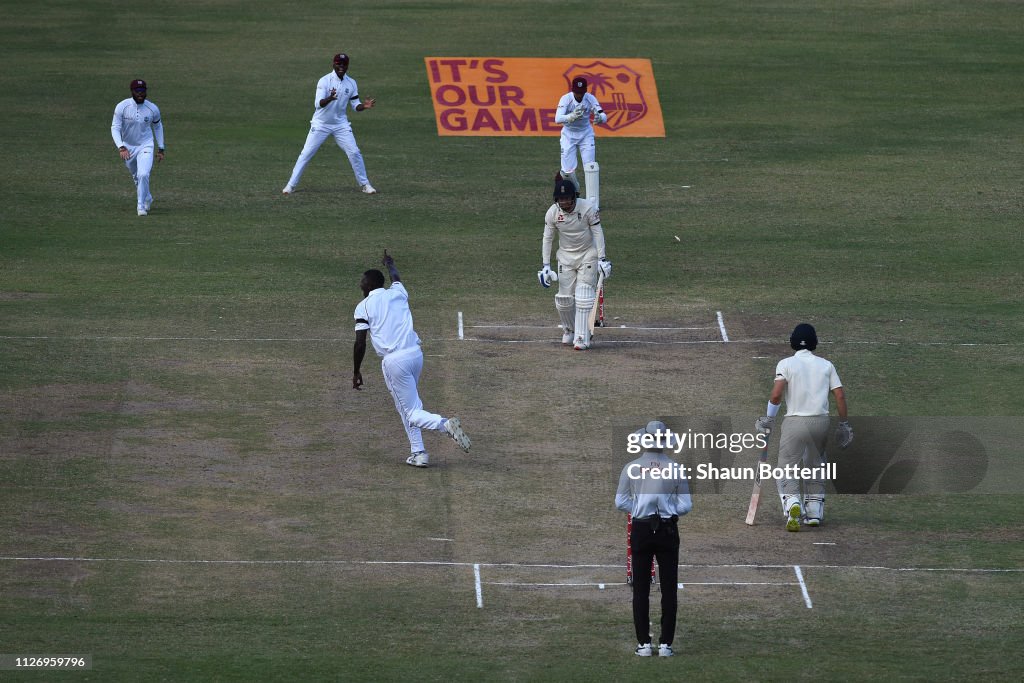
754, 323, 852, 531
352, 250, 471, 468
538, 176, 612, 350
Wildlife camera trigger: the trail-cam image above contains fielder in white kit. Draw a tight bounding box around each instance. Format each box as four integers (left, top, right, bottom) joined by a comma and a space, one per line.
111, 79, 165, 216
554, 77, 606, 209
283, 53, 377, 195
353, 250, 471, 468
538, 177, 612, 350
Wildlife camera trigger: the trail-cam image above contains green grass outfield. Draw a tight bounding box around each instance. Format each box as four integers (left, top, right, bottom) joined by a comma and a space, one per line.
1, 0, 1022, 680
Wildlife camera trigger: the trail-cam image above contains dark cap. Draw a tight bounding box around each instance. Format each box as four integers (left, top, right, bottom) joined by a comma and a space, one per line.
333, 53, 350, 67
553, 177, 576, 200
571, 77, 587, 93
130, 79, 147, 91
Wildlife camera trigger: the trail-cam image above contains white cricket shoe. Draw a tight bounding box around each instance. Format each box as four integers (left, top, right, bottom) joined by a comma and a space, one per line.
361, 183, 377, 194
144, 195, 153, 211
444, 418, 471, 452
658, 644, 675, 657
804, 517, 821, 527
786, 502, 801, 532
573, 336, 590, 351
561, 332, 574, 345
137, 207, 147, 216
282, 185, 294, 195
406, 451, 429, 468
635, 643, 652, 657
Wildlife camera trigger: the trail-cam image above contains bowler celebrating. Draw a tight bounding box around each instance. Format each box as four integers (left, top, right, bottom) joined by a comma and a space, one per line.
353, 250, 471, 467
111, 79, 165, 216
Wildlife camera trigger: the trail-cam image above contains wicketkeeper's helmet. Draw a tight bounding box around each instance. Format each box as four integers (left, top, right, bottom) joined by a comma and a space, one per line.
790, 323, 818, 351
571, 77, 587, 93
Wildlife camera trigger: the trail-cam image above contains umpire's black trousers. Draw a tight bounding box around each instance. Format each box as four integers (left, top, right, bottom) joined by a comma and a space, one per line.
630, 516, 680, 646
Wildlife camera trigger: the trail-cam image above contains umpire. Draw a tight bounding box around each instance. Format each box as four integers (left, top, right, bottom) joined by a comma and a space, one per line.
615, 421, 692, 657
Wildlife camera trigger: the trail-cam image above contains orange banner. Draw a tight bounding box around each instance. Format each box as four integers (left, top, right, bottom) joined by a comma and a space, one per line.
425, 57, 665, 137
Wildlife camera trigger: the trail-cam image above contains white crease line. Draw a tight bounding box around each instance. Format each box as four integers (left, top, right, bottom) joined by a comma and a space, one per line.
794, 565, 813, 609
716, 311, 730, 342
1, 557, 1020, 573
0, 335, 1013, 347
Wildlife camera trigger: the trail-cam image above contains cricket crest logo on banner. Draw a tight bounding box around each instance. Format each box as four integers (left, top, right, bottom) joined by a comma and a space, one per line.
425, 57, 665, 137
563, 62, 647, 132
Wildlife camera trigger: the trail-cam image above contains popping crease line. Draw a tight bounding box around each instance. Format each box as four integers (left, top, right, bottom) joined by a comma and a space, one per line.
1, 557, 1020, 573
0, 335, 1014, 346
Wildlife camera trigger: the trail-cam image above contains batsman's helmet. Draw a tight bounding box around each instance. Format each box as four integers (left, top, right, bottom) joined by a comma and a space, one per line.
790, 323, 818, 351
553, 177, 576, 201
571, 77, 587, 93
130, 79, 147, 91
333, 53, 350, 67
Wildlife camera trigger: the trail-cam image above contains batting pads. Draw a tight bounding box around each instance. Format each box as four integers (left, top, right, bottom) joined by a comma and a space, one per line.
584, 162, 600, 209
555, 294, 575, 335
573, 282, 596, 348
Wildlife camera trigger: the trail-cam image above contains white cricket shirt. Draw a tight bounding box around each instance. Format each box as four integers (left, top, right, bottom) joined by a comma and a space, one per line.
775, 350, 842, 416
554, 92, 604, 134
111, 98, 164, 149
542, 198, 606, 262
312, 72, 361, 127
353, 283, 421, 357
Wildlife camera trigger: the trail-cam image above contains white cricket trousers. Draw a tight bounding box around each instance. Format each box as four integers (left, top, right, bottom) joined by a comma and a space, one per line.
560, 129, 596, 175
380, 346, 446, 453
777, 415, 830, 501
124, 144, 155, 210
287, 124, 369, 188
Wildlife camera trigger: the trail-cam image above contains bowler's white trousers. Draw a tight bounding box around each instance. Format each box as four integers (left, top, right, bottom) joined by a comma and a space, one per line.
380, 346, 445, 453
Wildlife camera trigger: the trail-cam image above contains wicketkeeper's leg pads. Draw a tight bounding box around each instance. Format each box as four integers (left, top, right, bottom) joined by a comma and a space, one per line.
584, 161, 599, 208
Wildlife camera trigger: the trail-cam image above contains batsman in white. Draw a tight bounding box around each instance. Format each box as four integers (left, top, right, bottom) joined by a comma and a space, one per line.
283, 53, 377, 196
111, 79, 165, 216
755, 323, 852, 531
353, 250, 471, 468
538, 177, 611, 350
554, 76, 606, 209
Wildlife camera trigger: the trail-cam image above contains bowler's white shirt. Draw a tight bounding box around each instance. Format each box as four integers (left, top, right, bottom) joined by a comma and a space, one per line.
775, 350, 842, 416
111, 98, 164, 149
312, 72, 361, 127
354, 283, 421, 357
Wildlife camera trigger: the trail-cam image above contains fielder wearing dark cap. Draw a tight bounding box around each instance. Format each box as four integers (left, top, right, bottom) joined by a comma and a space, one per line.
615, 421, 692, 657
755, 323, 851, 531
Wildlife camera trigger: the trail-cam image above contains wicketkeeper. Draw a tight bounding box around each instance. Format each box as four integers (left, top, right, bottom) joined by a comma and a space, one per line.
755, 323, 851, 530
538, 177, 611, 350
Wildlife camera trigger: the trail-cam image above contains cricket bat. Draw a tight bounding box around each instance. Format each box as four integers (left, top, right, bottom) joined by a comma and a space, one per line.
745, 432, 772, 525
588, 271, 605, 334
